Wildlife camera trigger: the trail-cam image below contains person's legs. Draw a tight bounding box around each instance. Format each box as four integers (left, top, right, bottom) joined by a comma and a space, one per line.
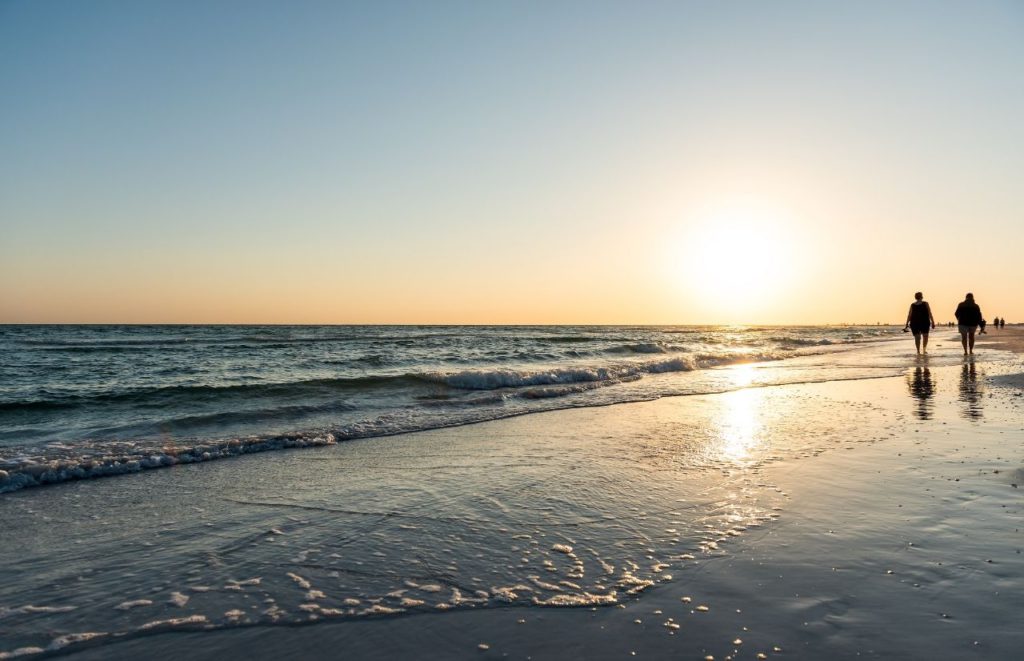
961, 331, 969, 354
968, 331, 976, 354
913, 331, 922, 353
921, 332, 929, 353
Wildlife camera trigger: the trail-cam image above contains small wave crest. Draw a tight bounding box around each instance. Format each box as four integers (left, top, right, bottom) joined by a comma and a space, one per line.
419, 356, 699, 391
605, 342, 671, 354
771, 336, 835, 347
0, 375, 417, 414
0, 433, 337, 495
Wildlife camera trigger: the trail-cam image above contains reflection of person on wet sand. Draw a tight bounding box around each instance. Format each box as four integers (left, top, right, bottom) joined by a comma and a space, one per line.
954, 293, 984, 355
958, 360, 983, 420
907, 364, 935, 420
904, 292, 936, 354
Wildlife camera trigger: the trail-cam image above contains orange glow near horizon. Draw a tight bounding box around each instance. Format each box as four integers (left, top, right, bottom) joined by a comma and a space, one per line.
3, 4, 1023, 325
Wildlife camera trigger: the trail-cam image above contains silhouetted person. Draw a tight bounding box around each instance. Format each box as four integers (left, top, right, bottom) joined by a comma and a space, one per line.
1001, 318, 1006, 329
954, 293, 983, 355
904, 292, 935, 354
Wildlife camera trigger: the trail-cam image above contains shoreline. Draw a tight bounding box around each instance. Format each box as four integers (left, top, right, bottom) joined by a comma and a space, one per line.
2, 335, 1022, 659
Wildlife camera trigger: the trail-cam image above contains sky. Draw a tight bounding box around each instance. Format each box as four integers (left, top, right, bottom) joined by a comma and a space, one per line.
1, 0, 1022, 325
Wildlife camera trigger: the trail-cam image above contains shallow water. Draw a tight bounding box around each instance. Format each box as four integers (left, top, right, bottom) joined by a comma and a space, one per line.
1, 325, 899, 494
1, 339, 1019, 659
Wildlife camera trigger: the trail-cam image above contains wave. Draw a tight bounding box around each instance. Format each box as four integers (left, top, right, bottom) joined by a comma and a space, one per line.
605, 342, 671, 354
522, 335, 608, 344
0, 375, 419, 414
416, 352, 778, 391
770, 336, 835, 347
3, 350, 776, 413
0, 325, 891, 497
0, 349, 879, 498
419, 358, 689, 390
0, 432, 338, 495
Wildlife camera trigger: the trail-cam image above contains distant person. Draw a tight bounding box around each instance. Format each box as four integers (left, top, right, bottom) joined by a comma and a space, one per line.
904, 291, 935, 354
1001, 318, 1006, 329
954, 293, 984, 355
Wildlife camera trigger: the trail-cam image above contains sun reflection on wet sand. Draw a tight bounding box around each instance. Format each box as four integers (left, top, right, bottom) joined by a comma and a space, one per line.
719, 388, 764, 464
706, 363, 766, 464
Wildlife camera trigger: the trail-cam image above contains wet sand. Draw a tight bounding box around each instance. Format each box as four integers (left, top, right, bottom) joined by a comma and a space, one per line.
3, 337, 1023, 660
976, 324, 1024, 354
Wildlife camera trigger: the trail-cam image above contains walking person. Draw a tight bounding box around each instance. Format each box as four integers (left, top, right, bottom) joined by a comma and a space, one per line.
904, 292, 936, 354
954, 293, 984, 355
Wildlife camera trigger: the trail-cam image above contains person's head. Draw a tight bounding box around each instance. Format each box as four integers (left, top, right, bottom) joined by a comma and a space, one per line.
966, 292, 974, 301
914, 292, 923, 301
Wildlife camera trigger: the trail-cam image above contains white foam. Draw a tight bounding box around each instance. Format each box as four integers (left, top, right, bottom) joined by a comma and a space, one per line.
490, 584, 535, 603
0, 646, 45, 659
167, 592, 189, 607
0, 433, 337, 495
227, 577, 261, 587
286, 572, 312, 589
137, 615, 208, 630
47, 632, 107, 651
533, 591, 618, 607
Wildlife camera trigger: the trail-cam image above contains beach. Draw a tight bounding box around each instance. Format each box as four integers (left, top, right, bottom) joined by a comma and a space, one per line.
5, 2, 1023, 659
1, 328, 1022, 660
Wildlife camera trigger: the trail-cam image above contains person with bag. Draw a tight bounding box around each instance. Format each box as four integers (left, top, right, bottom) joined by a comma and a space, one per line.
904, 291, 936, 354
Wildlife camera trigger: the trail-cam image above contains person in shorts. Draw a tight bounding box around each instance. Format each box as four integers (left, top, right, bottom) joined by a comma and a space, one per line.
904, 292, 936, 354
954, 293, 984, 355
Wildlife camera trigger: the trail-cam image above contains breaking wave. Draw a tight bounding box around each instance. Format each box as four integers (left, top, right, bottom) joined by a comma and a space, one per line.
0, 325, 900, 495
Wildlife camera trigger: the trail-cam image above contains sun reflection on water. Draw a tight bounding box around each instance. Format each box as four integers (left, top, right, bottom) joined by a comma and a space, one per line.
719, 388, 763, 463
715, 365, 765, 464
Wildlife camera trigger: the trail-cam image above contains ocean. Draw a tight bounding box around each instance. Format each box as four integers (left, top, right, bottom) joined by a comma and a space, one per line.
0, 325, 898, 495
4, 325, 1020, 659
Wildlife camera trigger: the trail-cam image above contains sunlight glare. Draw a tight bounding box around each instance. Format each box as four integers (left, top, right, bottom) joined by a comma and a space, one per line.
718, 386, 764, 464
672, 202, 799, 317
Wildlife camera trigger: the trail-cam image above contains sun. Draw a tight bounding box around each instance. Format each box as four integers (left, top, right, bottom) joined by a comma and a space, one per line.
669, 203, 799, 319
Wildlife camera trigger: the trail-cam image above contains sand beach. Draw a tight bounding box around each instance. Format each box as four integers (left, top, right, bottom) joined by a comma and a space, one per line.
0, 329, 1021, 660
5, 4, 1023, 659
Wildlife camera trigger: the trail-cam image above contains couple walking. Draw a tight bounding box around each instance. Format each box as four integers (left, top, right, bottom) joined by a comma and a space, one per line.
904, 292, 984, 355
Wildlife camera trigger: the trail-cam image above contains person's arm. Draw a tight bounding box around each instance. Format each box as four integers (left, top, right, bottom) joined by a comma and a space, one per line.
905, 305, 913, 329
927, 303, 935, 328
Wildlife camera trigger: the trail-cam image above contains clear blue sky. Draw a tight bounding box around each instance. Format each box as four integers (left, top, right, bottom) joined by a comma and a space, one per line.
2, 1, 1022, 323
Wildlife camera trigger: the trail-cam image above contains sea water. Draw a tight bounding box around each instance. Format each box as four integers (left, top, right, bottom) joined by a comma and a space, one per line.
3, 326, 1017, 659
0, 325, 898, 494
